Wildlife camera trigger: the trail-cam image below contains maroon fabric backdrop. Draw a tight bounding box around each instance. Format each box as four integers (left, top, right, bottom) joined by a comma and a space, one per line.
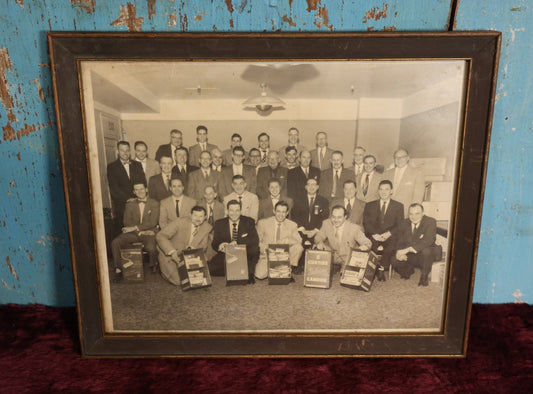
1, 304, 531, 393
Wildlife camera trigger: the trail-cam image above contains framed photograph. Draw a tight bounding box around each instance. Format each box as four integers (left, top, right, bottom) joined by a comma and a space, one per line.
48, 32, 500, 357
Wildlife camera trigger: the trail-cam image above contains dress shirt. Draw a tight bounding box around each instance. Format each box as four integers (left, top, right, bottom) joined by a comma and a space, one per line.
121, 160, 130, 178
232, 163, 243, 176
393, 166, 408, 190
135, 158, 146, 173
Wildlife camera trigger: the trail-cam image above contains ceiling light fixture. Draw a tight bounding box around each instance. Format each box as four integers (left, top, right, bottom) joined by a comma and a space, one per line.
242, 83, 285, 114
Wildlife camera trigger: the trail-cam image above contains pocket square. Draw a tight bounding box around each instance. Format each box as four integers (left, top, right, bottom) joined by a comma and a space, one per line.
419, 234, 424, 239
241, 233, 248, 237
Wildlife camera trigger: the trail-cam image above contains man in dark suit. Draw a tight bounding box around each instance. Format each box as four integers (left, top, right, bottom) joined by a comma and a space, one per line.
309, 131, 334, 171
133, 140, 160, 181
107, 141, 146, 233
356, 154, 383, 203
209, 199, 260, 283
287, 150, 321, 203
256, 151, 288, 199
218, 146, 257, 198
318, 150, 355, 202
331, 179, 365, 227
258, 178, 294, 220
110, 182, 159, 280
362, 180, 404, 281
278, 127, 307, 167
211, 148, 225, 173
148, 156, 174, 202
155, 129, 185, 165
171, 147, 198, 191
392, 203, 442, 286
221, 133, 246, 166
291, 178, 329, 245
188, 125, 218, 167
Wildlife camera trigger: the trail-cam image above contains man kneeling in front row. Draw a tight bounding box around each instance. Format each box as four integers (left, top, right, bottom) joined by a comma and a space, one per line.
156, 205, 212, 286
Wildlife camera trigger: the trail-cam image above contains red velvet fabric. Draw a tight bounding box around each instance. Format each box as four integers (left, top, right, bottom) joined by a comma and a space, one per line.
1, 304, 531, 393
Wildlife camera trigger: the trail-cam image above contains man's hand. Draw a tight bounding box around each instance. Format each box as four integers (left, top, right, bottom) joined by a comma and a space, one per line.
359, 244, 370, 251
122, 226, 137, 233
380, 231, 392, 241
372, 234, 384, 242
315, 242, 326, 250
218, 242, 229, 252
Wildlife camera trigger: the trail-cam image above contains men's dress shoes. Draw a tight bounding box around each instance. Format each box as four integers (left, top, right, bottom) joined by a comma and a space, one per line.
113, 271, 123, 283
292, 265, 304, 275
150, 265, 158, 274
376, 266, 386, 282
248, 275, 256, 284
418, 275, 429, 286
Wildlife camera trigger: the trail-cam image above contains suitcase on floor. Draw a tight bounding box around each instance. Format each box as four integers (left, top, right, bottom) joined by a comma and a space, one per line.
303, 250, 332, 289
120, 246, 144, 282
225, 244, 249, 285
267, 244, 292, 285
340, 250, 378, 292
177, 248, 212, 291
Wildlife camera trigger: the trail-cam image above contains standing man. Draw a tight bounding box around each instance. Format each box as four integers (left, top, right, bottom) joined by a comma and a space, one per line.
356, 154, 382, 202
383, 149, 425, 216
110, 182, 159, 279
222, 175, 259, 222
246, 148, 263, 175
283, 146, 300, 170
255, 201, 303, 279
318, 150, 355, 202
362, 180, 404, 281
188, 125, 218, 166
331, 180, 366, 227
256, 151, 288, 199
171, 147, 198, 191
221, 133, 246, 166
291, 178, 329, 246
287, 150, 321, 203
218, 146, 257, 197
107, 141, 146, 232
156, 206, 212, 286
148, 156, 174, 202
257, 132, 271, 165
134, 141, 160, 181
155, 129, 184, 165
279, 127, 307, 166
186, 150, 220, 202
310, 131, 334, 171
391, 203, 441, 286
209, 199, 260, 282
352, 146, 366, 177
314, 205, 371, 272
258, 178, 293, 220
158, 178, 197, 229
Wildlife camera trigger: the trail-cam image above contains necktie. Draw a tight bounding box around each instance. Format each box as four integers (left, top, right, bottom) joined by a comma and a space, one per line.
346, 199, 352, 217
380, 201, 387, 223
412, 223, 418, 234
175, 199, 180, 217
203, 170, 208, 180
304, 167, 308, 178
363, 173, 370, 196
208, 205, 214, 225
275, 223, 281, 242
308, 196, 314, 221
332, 170, 339, 197
261, 151, 267, 162
232, 222, 238, 241
238, 195, 243, 206
166, 175, 171, 190
192, 225, 199, 237
138, 200, 145, 222
320, 149, 325, 168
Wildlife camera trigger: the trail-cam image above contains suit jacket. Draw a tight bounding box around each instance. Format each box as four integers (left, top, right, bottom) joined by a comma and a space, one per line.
356, 171, 383, 202
291, 194, 329, 230
186, 168, 220, 202
310, 147, 334, 171
198, 198, 225, 225
318, 167, 356, 201
221, 149, 249, 166
363, 198, 404, 237
218, 164, 257, 197
156, 216, 212, 255
330, 197, 365, 227
278, 143, 307, 166
188, 142, 218, 167
171, 164, 199, 191
159, 195, 197, 229
223, 191, 259, 222
135, 157, 160, 181
315, 219, 371, 262
256, 216, 302, 253
107, 159, 146, 204
395, 215, 437, 252
286, 166, 321, 202
383, 165, 426, 216
258, 195, 294, 220
123, 198, 159, 230
211, 216, 259, 264
256, 165, 288, 199
148, 173, 174, 201
155, 143, 186, 163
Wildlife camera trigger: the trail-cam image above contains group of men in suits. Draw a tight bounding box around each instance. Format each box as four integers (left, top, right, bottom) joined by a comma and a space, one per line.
106, 127, 440, 286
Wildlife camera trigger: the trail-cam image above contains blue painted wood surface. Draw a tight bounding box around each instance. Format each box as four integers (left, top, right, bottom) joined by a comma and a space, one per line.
0, 0, 529, 305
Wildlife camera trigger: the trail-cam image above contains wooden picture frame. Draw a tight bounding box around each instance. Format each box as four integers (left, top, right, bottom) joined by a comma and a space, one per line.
48, 32, 500, 357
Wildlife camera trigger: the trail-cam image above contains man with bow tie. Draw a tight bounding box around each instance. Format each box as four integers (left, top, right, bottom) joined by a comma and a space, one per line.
110, 182, 159, 281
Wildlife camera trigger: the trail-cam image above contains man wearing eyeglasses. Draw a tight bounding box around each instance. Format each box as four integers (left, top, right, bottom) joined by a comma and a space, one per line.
218, 145, 257, 197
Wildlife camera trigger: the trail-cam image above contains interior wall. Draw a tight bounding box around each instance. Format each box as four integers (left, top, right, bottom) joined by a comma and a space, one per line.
356, 119, 401, 168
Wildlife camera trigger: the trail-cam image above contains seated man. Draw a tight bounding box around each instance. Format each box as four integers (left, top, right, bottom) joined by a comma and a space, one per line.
110, 182, 160, 280
392, 203, 442, 286
222, 175, 259, 222
362, 180, 404, 281
156, 205, 212, 286
314, 205, 371, 272
255, 201, 303, 279
159, 178, 197, 230
209, 199, 259, 283
291, 178, 329, 246
258, 178, 293, 220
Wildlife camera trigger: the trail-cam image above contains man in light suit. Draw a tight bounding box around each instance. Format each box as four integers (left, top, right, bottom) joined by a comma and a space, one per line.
186, 150, 220, 202
209, 199, 260, 282
134, 141, 160, 181
258, 178, 294, 220
310, 131, 334, 171
148, 156, 174, 202
331, 179, 366, 227
352, 146, 366, 177
156, 205, 212, 286
221, 133, 246, 166
278, 127, 307, 167
362, 180, 404, 281
315, 205, 371, 271
222, 175, 259, 222
211, 148, 225, 173
318, 151, 356, 202
110, 182, 159, 280
383, 149, 426, 217
255, 201, 303, 279
218, 146, 257, 197
392, 203, 441, 286
159, 178, 197, 230
256, 151, 288, 199
287, 150, 321, 203
171, 147, 199, 191
155, 129, 185, 165
188, 125, 218, 166
356, 154, 383, 202
257, 132, 271, 166
106, 141, 146, 233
